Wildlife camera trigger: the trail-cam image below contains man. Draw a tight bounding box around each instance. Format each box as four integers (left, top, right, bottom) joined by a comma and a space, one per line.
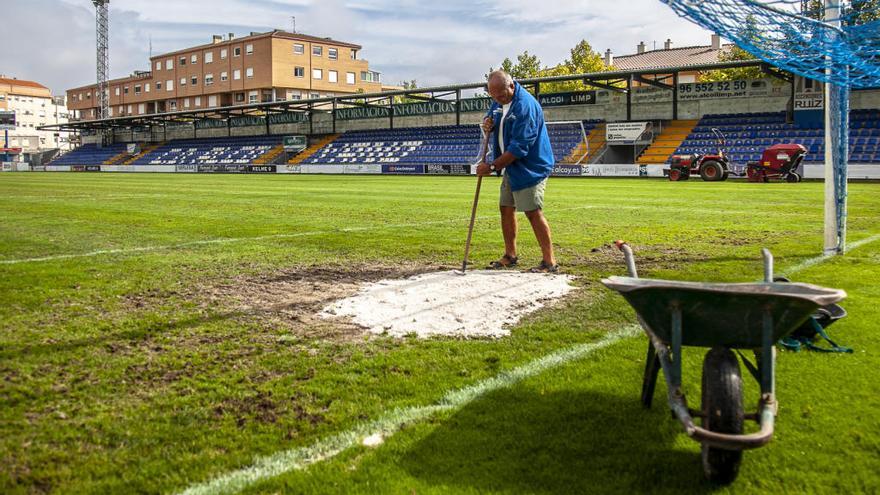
476, 70, 558, 273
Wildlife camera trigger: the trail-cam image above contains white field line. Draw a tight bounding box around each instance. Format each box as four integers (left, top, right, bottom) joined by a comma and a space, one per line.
782, 233, 880, 276
176, 325, 642, 495
0, 205, 617, 266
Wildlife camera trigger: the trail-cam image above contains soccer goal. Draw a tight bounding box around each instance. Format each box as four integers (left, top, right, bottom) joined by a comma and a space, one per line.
660, 0, 880, 255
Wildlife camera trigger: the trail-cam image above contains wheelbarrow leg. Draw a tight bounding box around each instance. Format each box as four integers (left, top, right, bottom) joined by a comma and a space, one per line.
641, 342, 661, 408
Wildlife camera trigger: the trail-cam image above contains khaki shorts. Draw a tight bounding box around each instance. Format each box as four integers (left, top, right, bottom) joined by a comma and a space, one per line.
500, 174, 546, 212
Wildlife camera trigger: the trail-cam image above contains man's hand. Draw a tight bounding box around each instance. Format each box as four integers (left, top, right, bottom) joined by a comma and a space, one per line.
481, 117, 494, 135
476, 161, 493, 176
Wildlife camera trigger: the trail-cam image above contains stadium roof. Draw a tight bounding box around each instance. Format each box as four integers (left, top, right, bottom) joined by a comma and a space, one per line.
0, 77, 49, 90
40, 59, 773, 133
613, 44, 736, 71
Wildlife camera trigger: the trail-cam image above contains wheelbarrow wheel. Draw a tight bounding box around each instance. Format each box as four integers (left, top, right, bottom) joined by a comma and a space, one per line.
701, 347, 744, 484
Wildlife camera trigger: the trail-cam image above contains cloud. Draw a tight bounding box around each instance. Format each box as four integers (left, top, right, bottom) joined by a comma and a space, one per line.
0, 0, 718, 94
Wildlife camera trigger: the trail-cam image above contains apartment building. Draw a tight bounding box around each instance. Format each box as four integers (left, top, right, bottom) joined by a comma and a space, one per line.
0, 76, 72, 151
67, 30, 387, 120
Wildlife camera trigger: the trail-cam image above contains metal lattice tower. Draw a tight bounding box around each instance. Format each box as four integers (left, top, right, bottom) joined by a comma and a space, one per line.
94, 0, 110, 135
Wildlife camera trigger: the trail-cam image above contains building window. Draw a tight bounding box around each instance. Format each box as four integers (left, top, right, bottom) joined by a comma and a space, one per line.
245, 67, 253, 79
220, 71, 228, 81
191, 76, 198, 86
328, 48, 337, 60
313, 68, 322, 80
233, 46, 241, 57
191, 54, 198, 64
169, 100, 177, 110
179, 77, 186, 86
166, 59, 173, 70
127, 104, 132, 114
294, 66, 304, 78
248, 91, 258, 103
179, 56, 187, 66
245, 43, 253, 55
310, 92, 319, 99
124, 86, 129, 94
205, 74, 214, 85
184, 98, 190, 109
313, 45, 322, 57
233, 69, 241, 80
156, 82, 162, 90
145, 83, 150, 92
155, 61, 161, 70
220, 48, 227, 59
166, 80, 173, 91
115, 87, 120, 96
205, 51, 213, 63
194, 96, 201, 107
208, 95, 217, 107
351, 49, 357, 60
235, 93, 245, 102
135, 85, 141, 95
293, 43, 304, 54
328, 70, 338, 83
346, 72, 355, 85
138, 103, 145, 114
361, 71, 368, 81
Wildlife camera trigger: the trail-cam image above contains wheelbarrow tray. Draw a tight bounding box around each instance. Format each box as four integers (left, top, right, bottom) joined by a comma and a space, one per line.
602, 276, 846, 348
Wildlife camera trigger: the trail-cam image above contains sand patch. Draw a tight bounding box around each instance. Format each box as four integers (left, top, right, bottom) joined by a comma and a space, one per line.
320, 270, 576, 338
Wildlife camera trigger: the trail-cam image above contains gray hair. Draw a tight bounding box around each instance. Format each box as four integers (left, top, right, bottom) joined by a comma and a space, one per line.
488, 70, 514, 86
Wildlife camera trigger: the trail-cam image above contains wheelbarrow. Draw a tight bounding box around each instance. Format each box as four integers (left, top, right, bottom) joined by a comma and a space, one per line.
601, 242, 846, 483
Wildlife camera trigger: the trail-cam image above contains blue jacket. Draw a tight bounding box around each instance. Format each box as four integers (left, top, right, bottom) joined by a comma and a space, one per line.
486, 82, 554, 191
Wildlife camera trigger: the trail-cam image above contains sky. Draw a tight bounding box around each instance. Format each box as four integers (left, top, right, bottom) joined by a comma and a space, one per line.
0, 0, 716, 95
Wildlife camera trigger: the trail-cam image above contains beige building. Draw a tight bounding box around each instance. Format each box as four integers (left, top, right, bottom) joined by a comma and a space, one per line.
1, 76, 72, 152
67, 30, 389, 120
603, 35, 735, 86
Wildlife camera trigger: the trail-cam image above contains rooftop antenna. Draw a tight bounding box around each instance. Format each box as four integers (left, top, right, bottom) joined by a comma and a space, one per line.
291, 16, 296, 33
149, 34, 152, 58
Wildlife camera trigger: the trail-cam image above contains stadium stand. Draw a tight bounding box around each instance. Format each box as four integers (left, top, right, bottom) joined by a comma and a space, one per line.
302, 122, 602, 166
131, 136, 282, 165
48, 143, 129, 166
672, 110, 880, 164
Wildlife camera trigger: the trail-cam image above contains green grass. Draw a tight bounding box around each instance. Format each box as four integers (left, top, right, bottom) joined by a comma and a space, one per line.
1, 173, 878, 494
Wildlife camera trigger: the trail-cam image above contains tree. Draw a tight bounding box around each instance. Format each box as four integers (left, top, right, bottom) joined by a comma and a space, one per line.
848, 0, 880, 25
540, 40, 611, 93
487, 51, 543, 80
395, 79, 424, 103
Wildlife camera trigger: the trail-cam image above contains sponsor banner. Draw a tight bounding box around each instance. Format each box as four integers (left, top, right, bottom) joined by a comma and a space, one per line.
72, 165, 102, 172
46, 165, 71, 172
460, 97, 492, 113
283, 135, 307, 152
166, 122, 193, 131
551, 164, 583, 176
382, 164, 425, 174
336, 106, 391, 121
103, 165, 135, 173
606, 122, 649, 142
394, 100, 457, 118
283, 164, 302, 174
195, 119, 227, 130
176, 164, 198, 173
197, 164, 276, 173
1, 162, 13, 172
0, 110, 15, 130
126, 143, 140, 155
230, 115, 266, 128
582, 164, 640, 177
32, 165, 46, 172
538, 91, 597, 107
425, 164, 472, 175
268, 112, 309, 125
794, 93, 823, 110
343, 164, 382, 174
632, 78, 786, 104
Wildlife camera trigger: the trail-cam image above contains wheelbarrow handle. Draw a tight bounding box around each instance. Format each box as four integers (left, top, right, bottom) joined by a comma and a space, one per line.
762, 248, 773, 283
614, 240, 638, 278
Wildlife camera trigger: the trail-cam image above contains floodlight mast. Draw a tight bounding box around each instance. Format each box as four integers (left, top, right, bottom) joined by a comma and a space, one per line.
94, 0, 110, 145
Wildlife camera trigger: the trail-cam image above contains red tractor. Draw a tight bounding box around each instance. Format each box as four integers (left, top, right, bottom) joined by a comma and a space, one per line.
746, 143, 807, 183
667, 128, 730, 182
